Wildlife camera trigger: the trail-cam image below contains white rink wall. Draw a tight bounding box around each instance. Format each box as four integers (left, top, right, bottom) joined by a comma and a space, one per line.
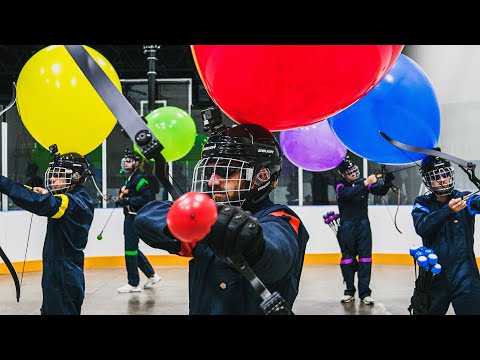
2, 205, 478, 263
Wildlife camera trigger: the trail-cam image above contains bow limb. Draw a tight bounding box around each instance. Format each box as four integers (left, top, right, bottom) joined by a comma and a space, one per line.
150, 152, 183, 201
0, 246, 20, 302
380, 131, 475, 170
380, 131, 480, 191
64, 45, 182, 200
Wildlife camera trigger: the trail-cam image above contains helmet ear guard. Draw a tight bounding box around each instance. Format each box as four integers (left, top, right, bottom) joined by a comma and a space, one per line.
254, 168, 271, 186
71, 171, 82, 183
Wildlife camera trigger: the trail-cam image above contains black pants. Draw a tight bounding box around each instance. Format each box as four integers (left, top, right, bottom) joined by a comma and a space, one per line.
338, 217, 373, 299
124, 214, 155, 286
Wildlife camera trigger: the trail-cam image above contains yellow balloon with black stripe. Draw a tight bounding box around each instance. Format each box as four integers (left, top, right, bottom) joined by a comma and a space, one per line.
17, 45, 121, 156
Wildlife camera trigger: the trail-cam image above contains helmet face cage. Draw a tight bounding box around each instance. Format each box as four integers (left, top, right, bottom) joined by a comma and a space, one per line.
121, 154, 140, 173
422, 166, 455, 196
44, 153, 89, 195
196, 123, 282, 208
192, 157, 255, 206
341, 164, 360, 181
45, 167, 74, 195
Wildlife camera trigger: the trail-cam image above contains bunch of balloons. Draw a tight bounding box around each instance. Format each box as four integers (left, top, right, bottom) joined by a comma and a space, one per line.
192, 45, 404, 131
323, 211, 340, 236
409, 245, 442, 297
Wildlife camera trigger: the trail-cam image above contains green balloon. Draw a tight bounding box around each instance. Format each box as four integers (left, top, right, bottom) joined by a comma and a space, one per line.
135, 106, 197, 162
180, 134, 208, 162
30, 142, 51, 170
85, 145, 102, 169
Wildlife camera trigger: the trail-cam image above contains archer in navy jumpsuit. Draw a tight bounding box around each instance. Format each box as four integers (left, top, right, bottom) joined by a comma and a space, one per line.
336, 159, 391, 303
413, 190, 480, 314
135, 197, 309, 314
0, 175, 94, 315
411, 151, 480, 314
116, 167, 156, 289
135, 121, 310, 315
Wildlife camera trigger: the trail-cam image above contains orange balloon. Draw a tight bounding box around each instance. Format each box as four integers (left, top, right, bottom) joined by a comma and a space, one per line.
191, 45, 404, 131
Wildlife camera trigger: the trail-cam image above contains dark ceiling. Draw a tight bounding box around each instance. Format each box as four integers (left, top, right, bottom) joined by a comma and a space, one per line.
0, 45, 202, 104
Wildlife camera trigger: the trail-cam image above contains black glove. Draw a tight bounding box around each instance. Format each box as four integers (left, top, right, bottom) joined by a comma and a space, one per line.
115, 197, 130, 207
384, 172, 395, 186
204, 204, 265, 266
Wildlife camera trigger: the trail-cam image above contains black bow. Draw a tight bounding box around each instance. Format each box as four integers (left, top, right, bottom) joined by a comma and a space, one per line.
0, 246, 20, 302
380, 131, 480, 191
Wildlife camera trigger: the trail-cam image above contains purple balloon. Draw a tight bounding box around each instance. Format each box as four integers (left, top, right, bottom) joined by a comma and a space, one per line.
279, 120, 347, 172
280, 154, 296, 176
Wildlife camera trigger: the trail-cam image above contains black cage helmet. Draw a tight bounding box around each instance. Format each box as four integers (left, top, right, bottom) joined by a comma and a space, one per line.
192, 123, 282, 209
338, 156, 360, 181
45, 152, 91, 195
420, 149, 455, 196
121, 149, 142, 173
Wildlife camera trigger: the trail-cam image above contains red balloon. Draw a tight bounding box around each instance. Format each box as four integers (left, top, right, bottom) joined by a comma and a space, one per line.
166, 192, 218, 243
191, 45, 404, 131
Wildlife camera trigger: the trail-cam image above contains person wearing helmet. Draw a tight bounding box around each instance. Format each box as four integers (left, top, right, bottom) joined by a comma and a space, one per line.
115, 149, 161, 293
0, 146, 94, 315
134, 122, 310, 315
335, 155, 393, 306
411, 149, 480, 314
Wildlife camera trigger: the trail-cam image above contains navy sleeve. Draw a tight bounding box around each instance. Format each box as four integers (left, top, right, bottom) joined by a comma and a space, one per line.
251, 212, 300, 283
336, 181, 368, 200
0, 176, 63, 218
411, 197, 455, 238
134, 200, 181, 254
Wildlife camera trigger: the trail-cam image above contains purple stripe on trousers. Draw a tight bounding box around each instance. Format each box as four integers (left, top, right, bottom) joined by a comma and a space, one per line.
358, 257, 372, 263
340, 258, 353, 265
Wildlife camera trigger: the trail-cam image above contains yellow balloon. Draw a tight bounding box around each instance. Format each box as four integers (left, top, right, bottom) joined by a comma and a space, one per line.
16, 45, 121, 155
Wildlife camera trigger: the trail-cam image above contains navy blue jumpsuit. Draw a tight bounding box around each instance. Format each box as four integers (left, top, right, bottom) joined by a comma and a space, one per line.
336, 177, 390, 299
120, 170, 155, 286
412, 190, 480, 314
134, 198, 310, 315
0, 176, 94, 315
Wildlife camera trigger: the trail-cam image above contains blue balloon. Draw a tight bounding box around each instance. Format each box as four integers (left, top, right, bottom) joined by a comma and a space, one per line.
431, 263, 442, 275
409, 247, 420, 256
328, 54, 440, 164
